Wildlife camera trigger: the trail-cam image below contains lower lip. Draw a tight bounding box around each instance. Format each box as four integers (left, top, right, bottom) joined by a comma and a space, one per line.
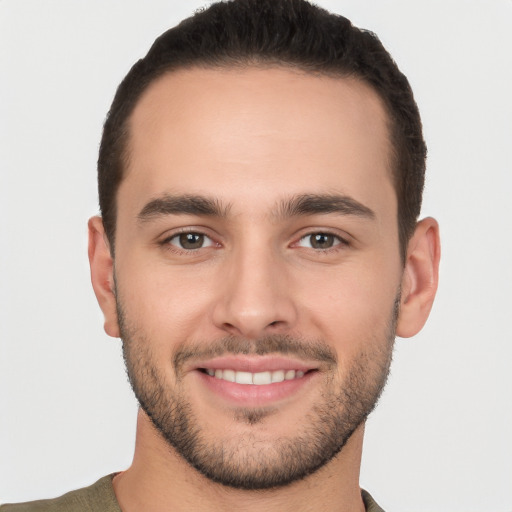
195, 370, 317, 407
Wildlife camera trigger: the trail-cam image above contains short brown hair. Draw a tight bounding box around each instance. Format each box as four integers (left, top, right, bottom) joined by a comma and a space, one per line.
98, 0, 426, 261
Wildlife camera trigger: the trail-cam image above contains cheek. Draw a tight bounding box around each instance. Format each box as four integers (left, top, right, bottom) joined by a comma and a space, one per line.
115, 258, 218, 343
296, 260, 400, 350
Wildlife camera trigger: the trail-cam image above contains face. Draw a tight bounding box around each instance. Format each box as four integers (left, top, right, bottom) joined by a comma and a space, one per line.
110, 67, 404, 488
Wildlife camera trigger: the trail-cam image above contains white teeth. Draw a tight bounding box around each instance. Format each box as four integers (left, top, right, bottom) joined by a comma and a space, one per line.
271, 370, 285, 383
223, 369, 236, 382
205, 368, 306, 385
253, 371, 272, 385
235, 371, 253, 385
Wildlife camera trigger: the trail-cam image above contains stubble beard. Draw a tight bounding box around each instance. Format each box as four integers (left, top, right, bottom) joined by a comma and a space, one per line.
117, 299, 397, 490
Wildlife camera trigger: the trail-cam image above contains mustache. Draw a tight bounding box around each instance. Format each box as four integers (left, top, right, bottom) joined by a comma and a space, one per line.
173, 335, 338, 373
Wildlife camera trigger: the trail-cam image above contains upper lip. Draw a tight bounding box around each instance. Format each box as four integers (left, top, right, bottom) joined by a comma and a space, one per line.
189, 355, 319, 374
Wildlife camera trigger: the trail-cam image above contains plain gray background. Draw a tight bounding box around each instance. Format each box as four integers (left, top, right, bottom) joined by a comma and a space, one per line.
1, 1, 511, 510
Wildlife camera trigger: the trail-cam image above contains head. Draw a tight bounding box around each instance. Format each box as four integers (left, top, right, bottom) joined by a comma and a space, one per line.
89, 0, 439, 492
98, 0, 426, 263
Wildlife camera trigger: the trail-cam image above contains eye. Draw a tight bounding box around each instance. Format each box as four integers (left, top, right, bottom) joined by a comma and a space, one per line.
297, 232, 344, 250
167, 232, 215, 250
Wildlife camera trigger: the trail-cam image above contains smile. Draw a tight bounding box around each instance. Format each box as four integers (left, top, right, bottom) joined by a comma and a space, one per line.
201, 368, 306, 385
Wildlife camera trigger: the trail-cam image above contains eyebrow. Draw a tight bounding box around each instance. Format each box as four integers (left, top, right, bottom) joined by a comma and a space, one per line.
138, 194, 231, 221
275, 193, 375, 220
137, 192, 375, 223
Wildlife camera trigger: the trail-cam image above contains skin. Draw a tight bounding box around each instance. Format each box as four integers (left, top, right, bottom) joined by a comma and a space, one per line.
89, 67, 440, 512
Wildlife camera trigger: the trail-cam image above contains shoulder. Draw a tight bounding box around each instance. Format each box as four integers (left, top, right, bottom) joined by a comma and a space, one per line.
362, 489, 386, 512
1, 475, 121, 512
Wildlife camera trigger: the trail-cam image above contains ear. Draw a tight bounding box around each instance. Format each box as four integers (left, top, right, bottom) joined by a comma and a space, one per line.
88, 216, 120, 338
396, 217, 441, 338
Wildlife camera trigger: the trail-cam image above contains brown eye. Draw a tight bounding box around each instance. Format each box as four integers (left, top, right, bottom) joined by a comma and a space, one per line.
309, 233, 334, 249
297, 232, 344, 250
167, 232, 214, 250
179, 233, 204, 249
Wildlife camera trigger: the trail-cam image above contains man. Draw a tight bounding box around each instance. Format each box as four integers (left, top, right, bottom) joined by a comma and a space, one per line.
1, 0, 440, 510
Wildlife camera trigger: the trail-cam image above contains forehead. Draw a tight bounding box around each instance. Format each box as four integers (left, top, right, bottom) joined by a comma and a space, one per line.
121, 66, 394, 219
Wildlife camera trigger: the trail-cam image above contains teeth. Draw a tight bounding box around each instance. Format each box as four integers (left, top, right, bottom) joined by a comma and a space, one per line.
223, 369, 235, 382
271, 370, 285, 383
205, 369, 307, 385
253, 371, 272, 385
235, 371, 253, 385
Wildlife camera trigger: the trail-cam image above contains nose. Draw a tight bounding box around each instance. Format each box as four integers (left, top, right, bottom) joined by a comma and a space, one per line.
212, 245, 298, 339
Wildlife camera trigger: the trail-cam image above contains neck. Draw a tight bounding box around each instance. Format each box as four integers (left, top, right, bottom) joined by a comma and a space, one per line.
113, 410, 366, 512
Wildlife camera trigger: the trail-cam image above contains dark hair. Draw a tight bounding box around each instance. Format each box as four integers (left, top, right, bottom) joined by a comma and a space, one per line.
98, 0, 426, 261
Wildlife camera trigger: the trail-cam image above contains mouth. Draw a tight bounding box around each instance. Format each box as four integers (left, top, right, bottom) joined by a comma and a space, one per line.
191, 355, 320, 406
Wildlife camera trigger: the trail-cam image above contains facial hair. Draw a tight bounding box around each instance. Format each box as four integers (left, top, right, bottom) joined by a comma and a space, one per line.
117, 297, 397, 490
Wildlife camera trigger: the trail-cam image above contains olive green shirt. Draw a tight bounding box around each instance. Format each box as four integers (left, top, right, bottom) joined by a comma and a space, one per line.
1, 475, 385, 511
0, 476, 120, 512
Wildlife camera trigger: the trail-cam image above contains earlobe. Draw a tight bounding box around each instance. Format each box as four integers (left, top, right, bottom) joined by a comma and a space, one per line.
88, 216, 120, 338
396, 217, 441, 338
